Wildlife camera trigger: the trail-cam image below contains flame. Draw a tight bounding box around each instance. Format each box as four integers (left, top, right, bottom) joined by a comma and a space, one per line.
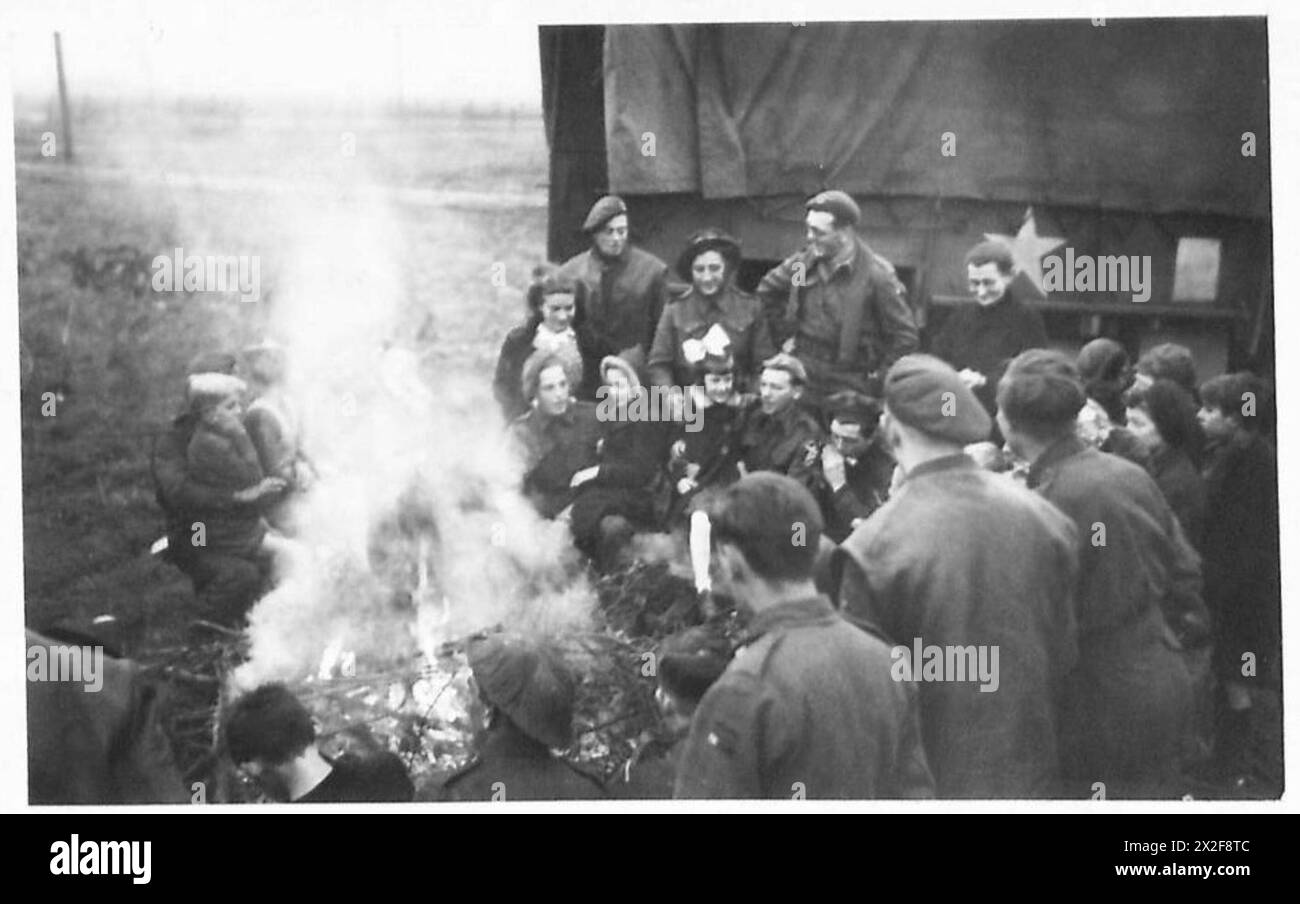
226, 175, 596, 698
317, 638, 344, 680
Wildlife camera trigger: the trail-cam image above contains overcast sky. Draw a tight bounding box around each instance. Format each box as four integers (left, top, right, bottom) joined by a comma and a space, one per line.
4, 0, 1273, 106
6, 0, 544, 106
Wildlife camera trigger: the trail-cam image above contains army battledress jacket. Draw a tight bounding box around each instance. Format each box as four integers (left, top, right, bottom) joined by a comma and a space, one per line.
559, 246, 671, 362
674, 596, 935, 799
647, 284, 775, 389
834, 454, 1080, 797
735, 399, 823, 491
755, 234, 919, 397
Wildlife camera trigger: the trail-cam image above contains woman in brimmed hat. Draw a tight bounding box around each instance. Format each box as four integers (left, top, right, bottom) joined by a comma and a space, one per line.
494, 263, 594, 421
647, 228, 774, 392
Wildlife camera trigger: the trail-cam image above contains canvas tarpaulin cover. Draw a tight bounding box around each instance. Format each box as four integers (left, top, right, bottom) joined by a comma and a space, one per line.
604, 20, 1269, 219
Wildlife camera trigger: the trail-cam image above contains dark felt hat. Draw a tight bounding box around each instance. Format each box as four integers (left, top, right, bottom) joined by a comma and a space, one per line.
675, 228, 742, 281
468, 633, 575, 749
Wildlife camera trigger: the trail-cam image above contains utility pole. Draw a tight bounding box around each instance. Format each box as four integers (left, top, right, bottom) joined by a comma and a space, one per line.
54, 31, 74, 162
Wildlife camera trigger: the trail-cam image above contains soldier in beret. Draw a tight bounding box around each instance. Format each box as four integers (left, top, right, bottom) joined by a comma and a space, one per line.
735, 353, 824, 492
434, 633, 607, 801
648, 228, 775, 391
998, 349, 1202, 796
813, 390, 896, 543
558, 195, 672, 377
756, 189, 919, 403
674, 473, 934, 798
833, 354, 1081, 797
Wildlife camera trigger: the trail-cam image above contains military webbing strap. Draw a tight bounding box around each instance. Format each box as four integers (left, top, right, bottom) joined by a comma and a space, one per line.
784, 270, 802, 337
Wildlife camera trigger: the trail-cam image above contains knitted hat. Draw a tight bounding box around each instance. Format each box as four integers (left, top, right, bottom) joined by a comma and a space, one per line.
186, 373, 247, 412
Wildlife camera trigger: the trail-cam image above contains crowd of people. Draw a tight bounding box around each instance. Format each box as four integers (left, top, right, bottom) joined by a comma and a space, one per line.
147, 188, 1280, 802
473, 190, 1280, 799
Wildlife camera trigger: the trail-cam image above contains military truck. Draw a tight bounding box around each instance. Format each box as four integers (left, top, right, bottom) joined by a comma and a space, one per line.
539, 19, 1272, 376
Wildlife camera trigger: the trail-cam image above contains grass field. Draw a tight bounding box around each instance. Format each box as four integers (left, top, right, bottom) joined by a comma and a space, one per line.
17, 97, 550, 655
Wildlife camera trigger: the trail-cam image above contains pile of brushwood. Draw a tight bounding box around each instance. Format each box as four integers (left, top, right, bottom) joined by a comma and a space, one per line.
144, 561, 739, 801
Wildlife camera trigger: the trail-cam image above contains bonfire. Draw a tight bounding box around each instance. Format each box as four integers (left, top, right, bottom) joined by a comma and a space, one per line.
144, 558, 703, 801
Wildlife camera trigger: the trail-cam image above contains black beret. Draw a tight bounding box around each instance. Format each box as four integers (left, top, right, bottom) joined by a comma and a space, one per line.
805, 190, 861, 227
581, 195, 628, 233
883, 354, 991, 444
